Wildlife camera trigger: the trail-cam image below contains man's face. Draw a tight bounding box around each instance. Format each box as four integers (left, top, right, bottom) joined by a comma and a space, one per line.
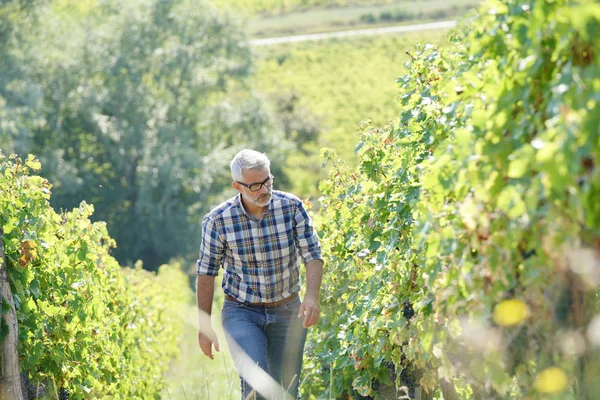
237, 168, 273, 207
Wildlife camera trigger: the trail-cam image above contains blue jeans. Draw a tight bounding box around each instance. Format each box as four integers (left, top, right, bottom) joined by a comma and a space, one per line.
221, 296, 308, 400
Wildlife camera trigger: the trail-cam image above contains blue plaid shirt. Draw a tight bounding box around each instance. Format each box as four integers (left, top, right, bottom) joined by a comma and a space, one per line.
197, 191, 323, 303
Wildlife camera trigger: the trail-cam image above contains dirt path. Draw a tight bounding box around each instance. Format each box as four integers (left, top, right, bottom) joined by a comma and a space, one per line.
249, 20, 456, 46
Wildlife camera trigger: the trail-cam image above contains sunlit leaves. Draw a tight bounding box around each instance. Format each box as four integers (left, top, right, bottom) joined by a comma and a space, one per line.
24, 154, 41, 172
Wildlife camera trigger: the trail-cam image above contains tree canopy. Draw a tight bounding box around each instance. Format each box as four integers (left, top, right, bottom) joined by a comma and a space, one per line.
1, 0, 293, 270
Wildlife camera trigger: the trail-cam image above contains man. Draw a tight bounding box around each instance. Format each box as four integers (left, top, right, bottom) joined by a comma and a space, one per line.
196, 149, 324, 400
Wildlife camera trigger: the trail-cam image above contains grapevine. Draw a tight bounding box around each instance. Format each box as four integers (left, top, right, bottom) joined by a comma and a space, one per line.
309, 0, 600, 398
0, 153, 193, 399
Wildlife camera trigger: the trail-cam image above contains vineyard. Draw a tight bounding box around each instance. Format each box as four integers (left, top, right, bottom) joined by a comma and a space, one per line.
0, 154, 193, 399
255, 32, 446, 197
306, 0, 600, 398
1, 0, 599, 398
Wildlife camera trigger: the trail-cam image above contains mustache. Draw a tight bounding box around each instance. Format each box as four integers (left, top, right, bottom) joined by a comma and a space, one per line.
257, 194, 271, 203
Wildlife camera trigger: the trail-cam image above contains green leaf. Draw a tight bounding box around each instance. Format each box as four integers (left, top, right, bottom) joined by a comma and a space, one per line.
354, 141, 365, 154
25, 155, 41, 171
30, 279, 40, 299
11, 279, 25, 297
536, 142, 559, 163
0, 297, 11, 315
421, 331, 433, 354
38, 301, 60, 317
496, 186, 526, 218
507, 157, 529, 178
352, 373, 373, 397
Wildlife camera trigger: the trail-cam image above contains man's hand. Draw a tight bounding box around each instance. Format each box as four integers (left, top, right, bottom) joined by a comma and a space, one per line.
298, 295, 320, 328
198, 326, 220, 360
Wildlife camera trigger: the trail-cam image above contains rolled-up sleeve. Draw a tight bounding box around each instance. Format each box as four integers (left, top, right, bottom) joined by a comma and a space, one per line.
197, 216, 224, 276
293, 201, 323, 264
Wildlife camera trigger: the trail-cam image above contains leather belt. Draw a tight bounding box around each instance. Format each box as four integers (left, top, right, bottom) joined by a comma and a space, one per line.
224, 293, 299, 308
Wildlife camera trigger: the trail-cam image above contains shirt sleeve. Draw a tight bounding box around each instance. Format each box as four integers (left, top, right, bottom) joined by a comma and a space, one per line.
196, 215, 224, 276
293, 200, 323, 264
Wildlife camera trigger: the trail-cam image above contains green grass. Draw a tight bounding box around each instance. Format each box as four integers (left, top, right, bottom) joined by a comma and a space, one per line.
254, 30, 448, 197
246, 0, 480, 38
161, 286, 322, 399
162, 293, 241, 400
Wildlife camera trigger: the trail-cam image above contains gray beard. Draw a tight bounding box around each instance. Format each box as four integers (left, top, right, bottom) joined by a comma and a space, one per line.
242, 191, 272, 207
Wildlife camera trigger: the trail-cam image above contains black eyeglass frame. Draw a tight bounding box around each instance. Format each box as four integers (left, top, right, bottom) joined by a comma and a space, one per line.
236, 174, 274, 192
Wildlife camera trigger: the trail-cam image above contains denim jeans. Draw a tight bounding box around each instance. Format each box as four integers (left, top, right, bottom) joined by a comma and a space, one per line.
221, 296, 308, 400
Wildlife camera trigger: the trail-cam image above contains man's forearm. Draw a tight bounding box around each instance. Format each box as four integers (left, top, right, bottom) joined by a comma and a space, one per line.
196, 275, 219, 359
196, 275, 216, 315
305, 259, 324, 300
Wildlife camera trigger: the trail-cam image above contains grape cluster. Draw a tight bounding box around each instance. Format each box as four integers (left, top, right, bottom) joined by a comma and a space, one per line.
402, 301, 414, 321
520, 248, 537, 260
59, 387, 70, 400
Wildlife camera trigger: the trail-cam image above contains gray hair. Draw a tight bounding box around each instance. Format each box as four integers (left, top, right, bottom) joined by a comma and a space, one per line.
230, 149, 271, 181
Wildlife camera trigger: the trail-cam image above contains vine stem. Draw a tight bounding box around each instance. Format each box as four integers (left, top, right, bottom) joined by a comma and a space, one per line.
0, 227, 25, 400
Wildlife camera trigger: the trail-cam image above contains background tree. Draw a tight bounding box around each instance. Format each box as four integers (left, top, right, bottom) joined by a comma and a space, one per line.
1, 0, 293, 270
0, 0, 47, 154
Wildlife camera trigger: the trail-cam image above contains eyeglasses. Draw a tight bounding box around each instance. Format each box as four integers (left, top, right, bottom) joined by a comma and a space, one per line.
236, 175, 274, 192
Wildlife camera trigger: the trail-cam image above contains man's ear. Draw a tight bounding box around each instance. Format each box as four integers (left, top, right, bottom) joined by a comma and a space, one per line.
232, 181, 242, 193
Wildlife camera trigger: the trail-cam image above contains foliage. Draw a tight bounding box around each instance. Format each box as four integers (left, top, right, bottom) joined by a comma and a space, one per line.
309, 0, 600, 398
0, 0, 292, 271
0, 152, 193, 399
0, 0, 47, 155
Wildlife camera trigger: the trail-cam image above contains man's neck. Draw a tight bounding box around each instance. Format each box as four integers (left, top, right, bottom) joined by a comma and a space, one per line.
240, 196, 269, 219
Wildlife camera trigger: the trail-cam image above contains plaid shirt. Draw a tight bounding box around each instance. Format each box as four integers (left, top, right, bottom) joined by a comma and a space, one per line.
197, 190, 323, 303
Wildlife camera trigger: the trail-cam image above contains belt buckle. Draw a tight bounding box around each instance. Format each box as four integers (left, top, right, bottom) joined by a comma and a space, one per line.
268, 293, 296, 308
264, 298, 283, 308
